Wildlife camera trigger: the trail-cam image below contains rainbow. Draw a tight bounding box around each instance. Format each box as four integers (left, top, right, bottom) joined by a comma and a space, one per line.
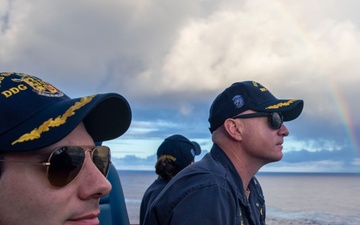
328, 82, 359, 157
275, 1, 359, 158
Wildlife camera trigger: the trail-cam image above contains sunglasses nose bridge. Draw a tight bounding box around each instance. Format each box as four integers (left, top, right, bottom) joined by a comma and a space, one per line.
80, 147, 97, 162
84, 148, 93, 156
86, 147, 109, 172
83, 149, 97, 170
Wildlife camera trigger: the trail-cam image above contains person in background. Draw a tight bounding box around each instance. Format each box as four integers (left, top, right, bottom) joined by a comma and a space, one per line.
143, 81, 304, 225
0, 72, 132, 225
139, 134, 201, 225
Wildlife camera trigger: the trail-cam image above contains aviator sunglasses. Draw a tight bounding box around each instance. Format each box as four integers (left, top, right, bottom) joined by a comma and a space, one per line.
232, 112, 284, 129
1, 146, 111, 187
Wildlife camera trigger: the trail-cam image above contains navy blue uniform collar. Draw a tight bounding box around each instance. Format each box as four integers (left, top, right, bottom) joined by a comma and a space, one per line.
210, 144, 248, 201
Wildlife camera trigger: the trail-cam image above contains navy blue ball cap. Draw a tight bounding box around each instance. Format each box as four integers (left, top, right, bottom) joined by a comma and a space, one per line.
157, 134, 201, 170
208, 81, 304, 133
0, 72, 132, 152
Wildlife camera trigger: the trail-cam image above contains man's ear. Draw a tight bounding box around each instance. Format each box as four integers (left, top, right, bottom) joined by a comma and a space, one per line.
223, 118, 243, 141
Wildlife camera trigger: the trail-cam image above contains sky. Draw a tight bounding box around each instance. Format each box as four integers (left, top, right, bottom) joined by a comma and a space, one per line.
1, 0, 359, 172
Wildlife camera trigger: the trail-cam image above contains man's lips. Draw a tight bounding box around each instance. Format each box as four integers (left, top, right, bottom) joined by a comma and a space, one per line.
68, 213, 100, 225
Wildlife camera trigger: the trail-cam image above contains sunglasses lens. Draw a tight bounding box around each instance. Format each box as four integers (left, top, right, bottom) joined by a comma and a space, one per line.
270, 112, 283, 129
47, 147, 85, 187
92, 146, 111, 176
46, 146, 111, 188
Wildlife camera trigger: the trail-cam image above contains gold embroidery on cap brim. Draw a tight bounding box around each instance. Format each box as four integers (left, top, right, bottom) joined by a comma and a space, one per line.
12, 95, 95, 145
159, 155, 176, 161
265, 99, 297, 109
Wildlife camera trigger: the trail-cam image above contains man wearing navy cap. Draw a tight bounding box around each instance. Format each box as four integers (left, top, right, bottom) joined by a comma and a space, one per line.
143, 81, 304, 225
0, 72, 132, 225
139, 134, 201, 225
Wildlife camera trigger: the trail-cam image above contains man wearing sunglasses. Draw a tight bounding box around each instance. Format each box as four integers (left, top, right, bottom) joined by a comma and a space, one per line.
143, 81, 304, 225
0, 72, 131, 225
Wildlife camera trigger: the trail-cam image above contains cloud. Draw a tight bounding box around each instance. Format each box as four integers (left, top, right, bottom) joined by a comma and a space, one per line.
282, 148, 356, 163
1, 0, 360, 172
261, 147, 360, 173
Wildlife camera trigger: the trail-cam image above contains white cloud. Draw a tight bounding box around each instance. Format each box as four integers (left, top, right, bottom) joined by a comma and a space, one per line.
1, 0, 360, 172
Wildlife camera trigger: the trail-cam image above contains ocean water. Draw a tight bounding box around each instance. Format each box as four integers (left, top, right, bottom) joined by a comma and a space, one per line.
118, 171, 360, 225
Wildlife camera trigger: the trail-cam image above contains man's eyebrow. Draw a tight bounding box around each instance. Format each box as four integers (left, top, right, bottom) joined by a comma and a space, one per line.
4, 151, 50, 162
35, 153, 51, 160
24, 149, 52, 160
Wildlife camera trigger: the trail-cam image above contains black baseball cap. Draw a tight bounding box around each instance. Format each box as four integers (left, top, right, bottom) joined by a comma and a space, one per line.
208, 81, 304, 133
157, 134, 201, 170
0, 72, 132, 152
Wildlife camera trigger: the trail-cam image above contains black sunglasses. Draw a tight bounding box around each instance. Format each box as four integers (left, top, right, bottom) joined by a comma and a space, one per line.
232, 112, 284, 129
1, 146, 111, 188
